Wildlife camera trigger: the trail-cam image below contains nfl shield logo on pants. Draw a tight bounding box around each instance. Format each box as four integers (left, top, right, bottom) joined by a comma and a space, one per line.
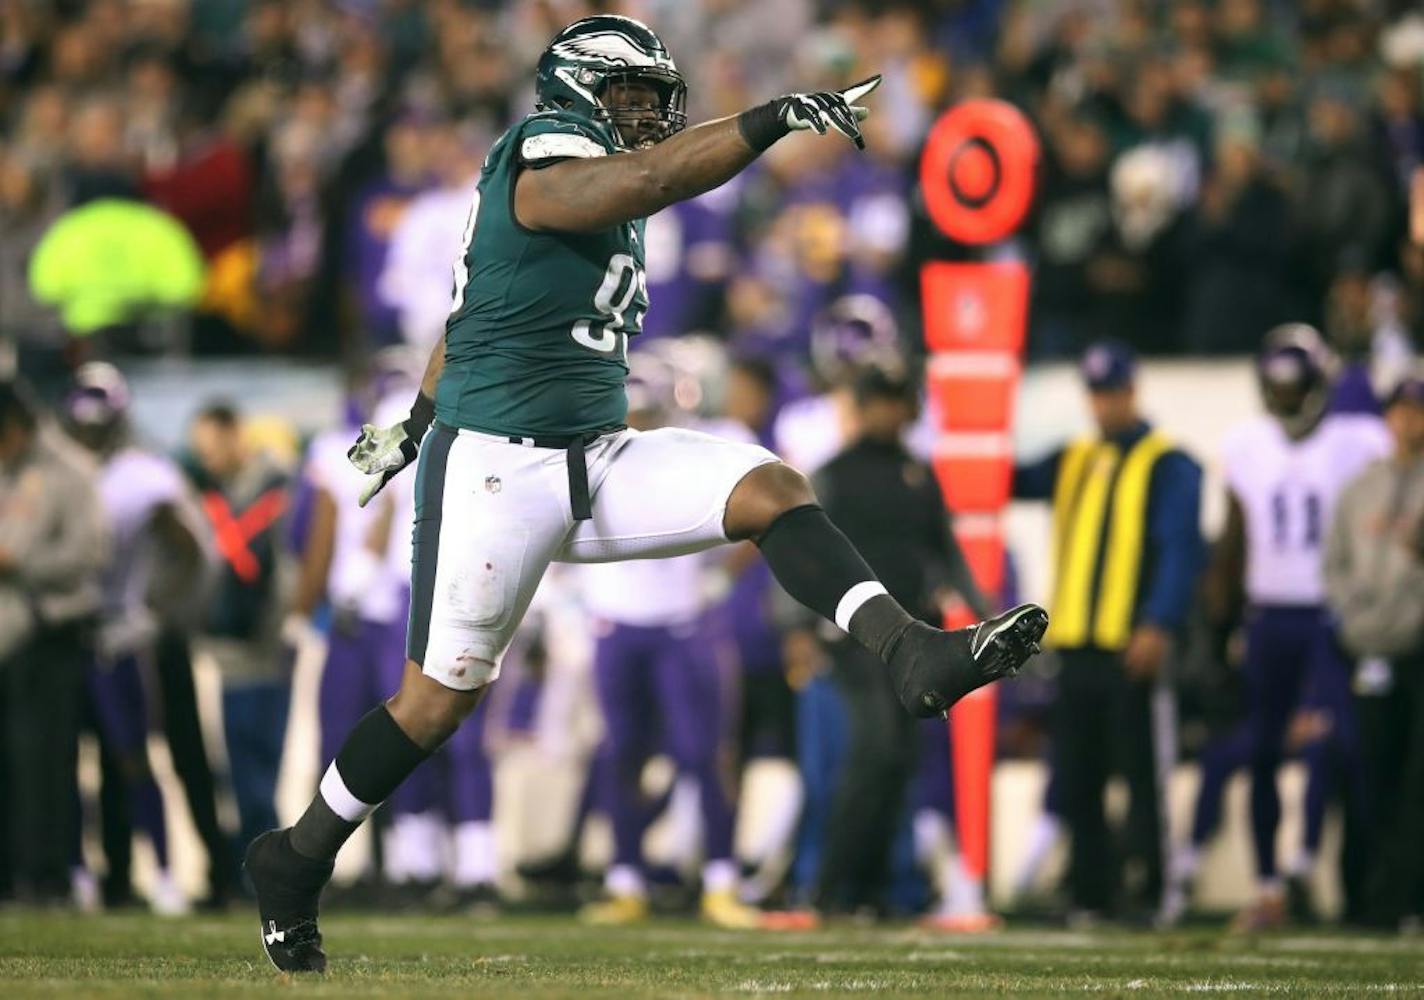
484, 476, 502, 494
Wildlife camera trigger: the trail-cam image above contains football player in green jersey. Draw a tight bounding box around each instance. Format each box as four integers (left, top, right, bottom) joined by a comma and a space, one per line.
247, 15, 1048, 972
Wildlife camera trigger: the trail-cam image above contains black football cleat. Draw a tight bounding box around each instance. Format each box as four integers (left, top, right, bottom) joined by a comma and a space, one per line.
891, 603, 1049, 718
516, 845, 585, 886
244, 828, 334, 974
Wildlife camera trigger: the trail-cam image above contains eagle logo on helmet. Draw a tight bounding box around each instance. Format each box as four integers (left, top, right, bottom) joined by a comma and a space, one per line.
549, 31, 675, 71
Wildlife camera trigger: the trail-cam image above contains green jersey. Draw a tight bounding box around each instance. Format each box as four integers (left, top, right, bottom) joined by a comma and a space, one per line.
436, 109, 648, 437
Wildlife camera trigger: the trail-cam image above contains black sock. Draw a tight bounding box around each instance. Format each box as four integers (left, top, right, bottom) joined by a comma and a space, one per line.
755, 504, 917, 663
289, 704, 430, 863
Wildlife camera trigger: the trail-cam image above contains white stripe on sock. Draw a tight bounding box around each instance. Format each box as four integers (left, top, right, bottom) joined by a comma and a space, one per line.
834, 581, 888, 633
319, 762, 378, 823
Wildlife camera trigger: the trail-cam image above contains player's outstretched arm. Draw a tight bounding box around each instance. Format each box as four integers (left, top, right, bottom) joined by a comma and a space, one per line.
517, 76, 880, 234
516, 115, 754, 233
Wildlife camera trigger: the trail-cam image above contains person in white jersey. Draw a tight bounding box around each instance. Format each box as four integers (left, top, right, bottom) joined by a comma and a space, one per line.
1205, 324, 1390, 931
63, 363, 208, 915
576, 353, 761, 930
772, 294, 901, 476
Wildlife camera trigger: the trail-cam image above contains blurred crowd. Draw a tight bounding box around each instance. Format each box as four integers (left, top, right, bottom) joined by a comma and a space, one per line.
3, 0, 1424, 385
1, 0, 1424, 936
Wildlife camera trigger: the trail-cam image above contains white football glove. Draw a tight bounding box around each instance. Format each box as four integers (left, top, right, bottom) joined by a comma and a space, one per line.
348, 417, 421, 507
779, 75, 882, 149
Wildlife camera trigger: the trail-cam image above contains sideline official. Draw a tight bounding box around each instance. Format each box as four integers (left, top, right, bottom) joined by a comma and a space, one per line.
1015, 342, 1203, 920
810, 366, 991, 913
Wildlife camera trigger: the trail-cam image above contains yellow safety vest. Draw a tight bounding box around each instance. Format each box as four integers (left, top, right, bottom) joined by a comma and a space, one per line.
1045, 429, 1173, 651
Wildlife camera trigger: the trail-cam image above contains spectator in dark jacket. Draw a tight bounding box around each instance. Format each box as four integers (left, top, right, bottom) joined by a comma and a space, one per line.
186, 401, 292, 856
1294, 88, 1395, 317
1183, 126, 1294, 354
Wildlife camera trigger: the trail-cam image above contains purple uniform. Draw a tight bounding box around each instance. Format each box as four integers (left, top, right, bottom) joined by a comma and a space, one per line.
785, 157, 909, 352
346, 176, 426, 347
721, 559, 778, 673
91, 448, 190, 872
641, 184, 738, 341
87, 653, 169, 869
1236, 607, 1356, 878
581, 552, 737, 892
1222, 413, 1390, 881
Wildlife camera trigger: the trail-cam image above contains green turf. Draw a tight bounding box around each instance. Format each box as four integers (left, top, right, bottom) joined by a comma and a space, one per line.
1, 912, 1421, 998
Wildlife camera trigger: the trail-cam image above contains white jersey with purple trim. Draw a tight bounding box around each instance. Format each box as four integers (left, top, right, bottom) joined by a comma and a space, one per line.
773, 393, 846, 475
773, 392, 936, 474
97, 447, 188, 618
579, 553, 708, 629
1223, 413, 1391, 607
307, 398, 415, 624
696, 416, 758, 448
371, 393, 417, 577
379, 184, 474, 350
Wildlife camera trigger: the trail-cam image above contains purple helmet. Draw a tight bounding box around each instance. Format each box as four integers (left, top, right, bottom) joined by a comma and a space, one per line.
625, 349, 678, 419
346, 347, 421, 425
369, 346, 420, 401
809, 294, 902, 388
64, 362, 131, 452
1257, 323, 1335, 437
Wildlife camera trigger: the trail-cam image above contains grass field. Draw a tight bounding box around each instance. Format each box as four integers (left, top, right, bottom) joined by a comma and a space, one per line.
2, 912, 1422, 998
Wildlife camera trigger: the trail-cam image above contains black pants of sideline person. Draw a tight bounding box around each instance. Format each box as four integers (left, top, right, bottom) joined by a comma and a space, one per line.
84, 693, 136, 906
0, 624, 86, 903
155, 629, 237, 901
1055, 647, 1171, 916
1357, 654, 1424, 926
82, 631, 237, 906
815, 640, 918, 913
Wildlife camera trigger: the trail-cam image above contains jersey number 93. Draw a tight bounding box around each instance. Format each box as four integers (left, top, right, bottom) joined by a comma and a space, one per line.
572, 252, 646, 358
449, 189, 645, 360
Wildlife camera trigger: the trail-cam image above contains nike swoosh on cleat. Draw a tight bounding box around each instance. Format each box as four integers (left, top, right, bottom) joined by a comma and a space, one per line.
970, 607, 1039, 660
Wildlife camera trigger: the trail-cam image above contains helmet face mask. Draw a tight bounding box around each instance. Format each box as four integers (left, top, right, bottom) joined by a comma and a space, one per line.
1261, 374, 1314, 423
809, 294, 903, 389
64, 361, 130, 455
536, 16, 687, 150
624, 351, 679, 428
597, 69, 687, 149
1257, 324, 1334, 439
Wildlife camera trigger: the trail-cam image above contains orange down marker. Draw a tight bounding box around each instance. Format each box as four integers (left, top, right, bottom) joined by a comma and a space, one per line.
918, 99, 1039, 900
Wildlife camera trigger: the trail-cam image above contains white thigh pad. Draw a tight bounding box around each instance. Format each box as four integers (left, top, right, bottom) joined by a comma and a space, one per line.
413, 431, 572, 689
